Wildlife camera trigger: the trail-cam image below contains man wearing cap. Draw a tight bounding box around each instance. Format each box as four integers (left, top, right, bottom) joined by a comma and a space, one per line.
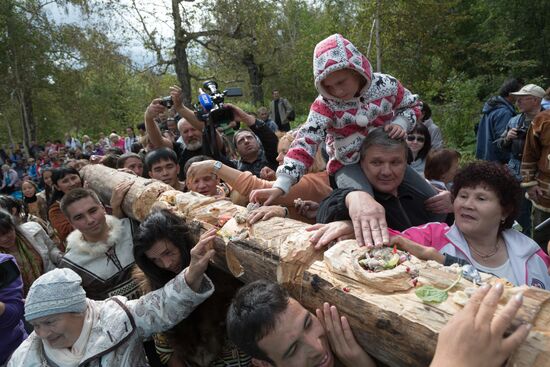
496, 83, 545, 236
521, 108, 550, 251
7, 229, 215, 367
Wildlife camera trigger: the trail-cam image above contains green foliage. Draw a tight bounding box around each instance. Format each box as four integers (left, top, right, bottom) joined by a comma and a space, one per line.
415, 271, 462, 304
415, 286, 449, 304
1, 0, 548, 153
431, 72, 484, 159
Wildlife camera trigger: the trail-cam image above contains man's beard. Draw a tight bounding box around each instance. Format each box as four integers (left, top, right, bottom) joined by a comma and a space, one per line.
186, 140, 202, 151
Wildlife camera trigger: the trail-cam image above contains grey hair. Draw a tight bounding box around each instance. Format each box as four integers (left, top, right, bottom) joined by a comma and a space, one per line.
177, 117, 190, 131
360, 127, 408, 159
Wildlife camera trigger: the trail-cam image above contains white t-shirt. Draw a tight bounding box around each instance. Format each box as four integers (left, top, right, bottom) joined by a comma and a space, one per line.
471, 258, 520, 286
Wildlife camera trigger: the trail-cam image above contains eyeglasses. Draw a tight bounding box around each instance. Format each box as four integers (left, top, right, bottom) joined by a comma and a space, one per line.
407, 135, 425, 143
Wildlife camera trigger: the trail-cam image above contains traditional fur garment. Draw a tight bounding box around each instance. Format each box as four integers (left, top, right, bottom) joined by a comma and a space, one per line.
61, 215, 140, 300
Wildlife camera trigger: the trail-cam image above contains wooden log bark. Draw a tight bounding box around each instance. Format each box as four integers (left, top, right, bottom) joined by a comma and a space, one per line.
80, 164, 172, 221
83, 165, 550, 367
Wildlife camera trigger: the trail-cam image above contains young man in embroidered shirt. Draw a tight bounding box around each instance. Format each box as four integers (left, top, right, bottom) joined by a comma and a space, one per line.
59, 185, 140, 300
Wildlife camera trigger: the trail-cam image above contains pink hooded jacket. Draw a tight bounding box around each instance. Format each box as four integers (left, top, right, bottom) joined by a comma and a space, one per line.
273, 34, 420, 194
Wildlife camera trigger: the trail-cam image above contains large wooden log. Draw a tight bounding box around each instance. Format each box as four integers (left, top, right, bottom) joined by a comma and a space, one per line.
83, 165, 550, 367
80, 165, 172, 221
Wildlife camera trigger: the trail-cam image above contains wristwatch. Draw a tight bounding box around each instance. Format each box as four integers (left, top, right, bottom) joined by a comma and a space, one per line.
213, 161, 222, 173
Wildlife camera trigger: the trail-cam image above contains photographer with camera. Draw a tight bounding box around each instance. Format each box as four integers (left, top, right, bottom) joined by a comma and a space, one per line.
145, 86, 235, 181
146, 84, 278, 179
496, 84, 545, 236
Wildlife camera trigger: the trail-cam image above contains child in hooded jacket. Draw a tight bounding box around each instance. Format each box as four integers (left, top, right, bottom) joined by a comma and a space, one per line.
253, 33, 436, 202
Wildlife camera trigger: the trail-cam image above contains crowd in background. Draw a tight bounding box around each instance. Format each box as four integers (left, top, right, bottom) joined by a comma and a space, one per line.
1, 34, 550, 367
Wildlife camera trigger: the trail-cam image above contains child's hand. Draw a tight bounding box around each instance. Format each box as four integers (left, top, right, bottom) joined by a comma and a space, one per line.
385, 124, 406, 139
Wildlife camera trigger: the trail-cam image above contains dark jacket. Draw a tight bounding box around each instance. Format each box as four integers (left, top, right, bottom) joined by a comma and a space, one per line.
0, 254, 27, 365
475, 96, 516, 163
317, 187, 445, 231
232, 120, 279, 177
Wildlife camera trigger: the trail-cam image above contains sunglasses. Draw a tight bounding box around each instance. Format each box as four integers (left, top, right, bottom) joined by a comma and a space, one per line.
407, 135, 425, 143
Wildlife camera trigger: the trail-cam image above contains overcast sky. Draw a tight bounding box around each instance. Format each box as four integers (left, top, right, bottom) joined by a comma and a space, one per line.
43, 1, 178, 67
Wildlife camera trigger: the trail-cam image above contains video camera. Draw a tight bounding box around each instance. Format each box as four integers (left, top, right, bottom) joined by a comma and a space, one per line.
195, 80, 242, 127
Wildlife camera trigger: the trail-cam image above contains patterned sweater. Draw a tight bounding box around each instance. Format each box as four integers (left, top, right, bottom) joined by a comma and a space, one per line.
273, 33, 420, 193
521, 109, 550, 211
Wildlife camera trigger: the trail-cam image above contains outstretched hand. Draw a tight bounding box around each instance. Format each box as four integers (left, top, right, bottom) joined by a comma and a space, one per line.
389, 236, 445, 263
249, 187, 284, 206
316, 303, 376, 367
145, 99, 166, 121
110, 180, 133, 218
224, 103, 256, 126
295, 199, 319, 220
247, 205, 287, 224
346, 191, 389, 248
431, 283, 530, 367
185, 228, 217, 292
260, 166, 276, 181
307, 221, 355, 250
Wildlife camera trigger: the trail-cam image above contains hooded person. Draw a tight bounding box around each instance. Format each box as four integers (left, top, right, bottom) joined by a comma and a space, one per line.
7, 237, 215, 367
251, 34, 439, 245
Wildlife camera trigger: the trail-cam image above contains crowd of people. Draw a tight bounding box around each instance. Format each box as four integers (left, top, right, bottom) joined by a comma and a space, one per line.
1, 33, 549, 367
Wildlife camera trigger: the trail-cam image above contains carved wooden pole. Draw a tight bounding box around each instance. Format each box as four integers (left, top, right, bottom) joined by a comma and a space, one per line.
82, 164, 550, 367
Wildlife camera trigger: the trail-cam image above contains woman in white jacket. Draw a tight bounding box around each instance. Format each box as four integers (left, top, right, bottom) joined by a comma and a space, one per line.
7, 229, 216, 367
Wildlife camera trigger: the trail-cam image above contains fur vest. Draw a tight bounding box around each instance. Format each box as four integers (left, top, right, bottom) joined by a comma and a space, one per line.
61, 215, 140, 300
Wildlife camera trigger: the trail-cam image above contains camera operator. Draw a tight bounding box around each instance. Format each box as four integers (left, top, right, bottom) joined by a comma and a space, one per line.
145, 86, 235, 181
145, 86, 279, 179
496, 83, 545, 236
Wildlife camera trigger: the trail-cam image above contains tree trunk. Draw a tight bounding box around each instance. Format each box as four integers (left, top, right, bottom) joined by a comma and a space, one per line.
7, 3, 34, 156
81, 164, 550, 367
242, 52, 264, 106
375, 0, 382, 72
172, 0, 193, 107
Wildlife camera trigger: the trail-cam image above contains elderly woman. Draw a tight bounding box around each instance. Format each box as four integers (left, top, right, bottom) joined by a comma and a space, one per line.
312, 161, 550, 288
392, 161, 550, 288
132, 210, 250, 366
7, 237, 214, 367
0, 209, 61, 295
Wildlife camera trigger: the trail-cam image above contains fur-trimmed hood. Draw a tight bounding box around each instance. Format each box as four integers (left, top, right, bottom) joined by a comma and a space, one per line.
65, 215, 125, 256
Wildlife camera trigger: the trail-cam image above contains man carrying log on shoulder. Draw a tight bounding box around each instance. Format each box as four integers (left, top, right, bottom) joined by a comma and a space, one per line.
59, 186, 140, 301
227, 280, 529, 367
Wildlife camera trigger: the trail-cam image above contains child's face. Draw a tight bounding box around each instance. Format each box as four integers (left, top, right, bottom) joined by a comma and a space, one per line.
321, 69, 363, 100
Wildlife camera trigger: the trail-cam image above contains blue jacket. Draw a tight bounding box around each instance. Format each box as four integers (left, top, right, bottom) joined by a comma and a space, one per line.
0, 254, 27, 365
475, 96, 516, 163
